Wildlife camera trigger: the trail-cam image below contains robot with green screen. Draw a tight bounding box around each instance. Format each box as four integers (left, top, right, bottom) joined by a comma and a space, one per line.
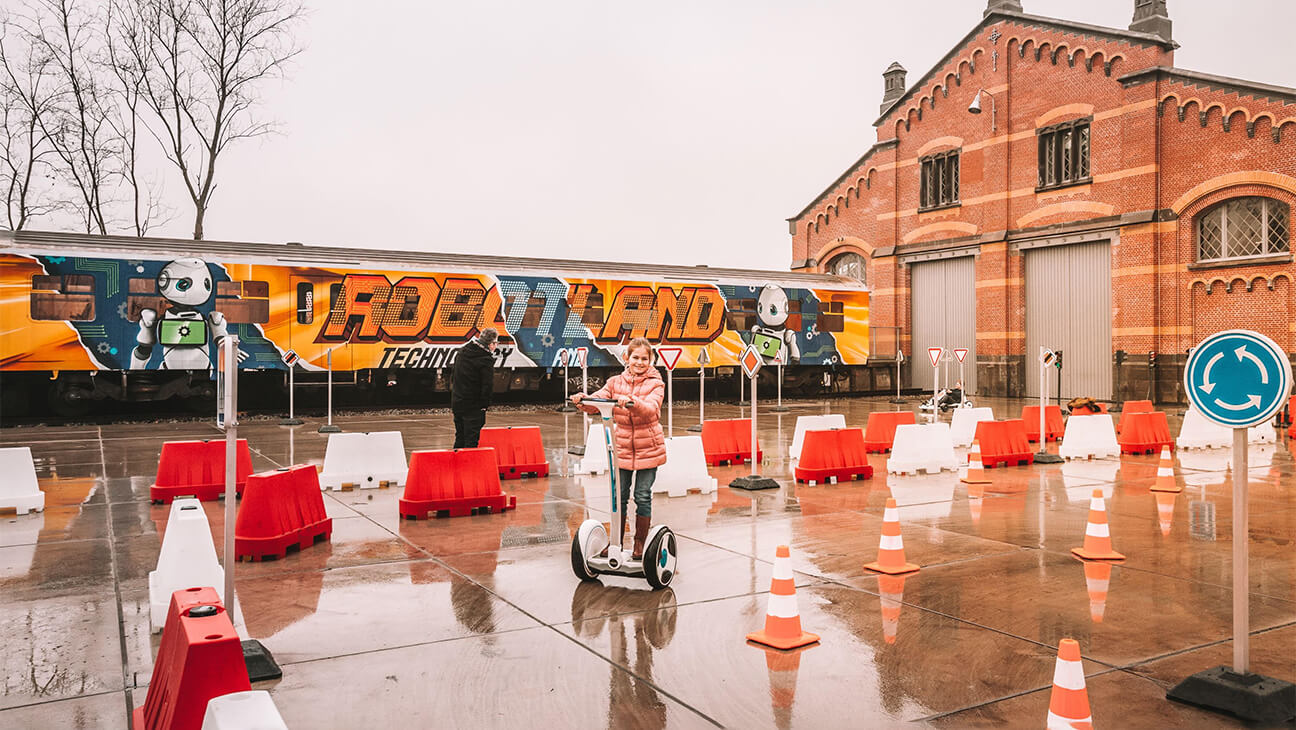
131, 259, 246, 370
750, 284, 800, 364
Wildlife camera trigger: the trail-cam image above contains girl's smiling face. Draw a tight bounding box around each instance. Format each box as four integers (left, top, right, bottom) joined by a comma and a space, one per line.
626, 346, 652, 376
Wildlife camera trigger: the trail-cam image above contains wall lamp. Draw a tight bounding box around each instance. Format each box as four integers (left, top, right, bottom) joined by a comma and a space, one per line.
968, 88, 996, 131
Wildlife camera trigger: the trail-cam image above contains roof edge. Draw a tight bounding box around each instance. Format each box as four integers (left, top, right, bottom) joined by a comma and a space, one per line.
1119, 66, 1296, 104
787, 138, 899, 224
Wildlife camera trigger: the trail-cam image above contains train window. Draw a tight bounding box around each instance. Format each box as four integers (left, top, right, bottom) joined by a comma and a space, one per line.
296, 282, 314, 325
30, 274, 96, 321
329, 283, 342, 310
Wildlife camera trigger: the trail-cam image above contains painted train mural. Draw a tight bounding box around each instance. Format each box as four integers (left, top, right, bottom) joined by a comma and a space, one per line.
1, 231, 870, 412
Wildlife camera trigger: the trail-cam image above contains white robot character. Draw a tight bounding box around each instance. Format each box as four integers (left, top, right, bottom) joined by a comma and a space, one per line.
131, 259, 245, 370
750, 284, 800, 364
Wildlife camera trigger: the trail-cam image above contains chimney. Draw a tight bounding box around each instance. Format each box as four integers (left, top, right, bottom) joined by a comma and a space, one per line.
880, 62, 907, 114
984, 0, 1023, 16
1130, 0, 1172, 41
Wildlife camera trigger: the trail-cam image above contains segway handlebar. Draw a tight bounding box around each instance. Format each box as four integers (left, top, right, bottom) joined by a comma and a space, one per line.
577, 396, 635, 407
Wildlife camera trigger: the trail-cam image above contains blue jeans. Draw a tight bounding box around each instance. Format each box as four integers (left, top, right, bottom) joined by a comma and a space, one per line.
618, 467, 656, 518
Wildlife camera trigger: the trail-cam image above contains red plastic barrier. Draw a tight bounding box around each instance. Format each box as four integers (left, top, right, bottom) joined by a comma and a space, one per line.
973, 420, 1035, 468
700, 419, 762, 466
400, 448, 517, 519
152, 439, 252, 503
862, 411, 916, 453
133, 586, 250, 730
478, 426, 550, 479
234, 465, 332, 561
794, 428, 874, 484
1118, 411, 1174, 455
1116, 400, 1154, 434
1021, 405, 1066, 442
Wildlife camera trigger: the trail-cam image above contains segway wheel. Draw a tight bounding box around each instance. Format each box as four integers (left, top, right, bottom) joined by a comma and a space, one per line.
571, 534, 598, 582
643, 527, 678, 590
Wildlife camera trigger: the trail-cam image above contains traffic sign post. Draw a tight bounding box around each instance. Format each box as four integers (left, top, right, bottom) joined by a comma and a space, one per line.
569, 347, 591, 456
1169, 330, 1295, 724
557, 349, 578, 412
891, 350, 905, 404
658, 347, 683, 435
953, 348, 969, 397
280, 349, 302, 425
730, 345, 777, 490
771, 350, 788, 413
1035, 348, 1062, 463
927, 347, 942, 422
688, 346, 710, 432
318, 346, 342, 433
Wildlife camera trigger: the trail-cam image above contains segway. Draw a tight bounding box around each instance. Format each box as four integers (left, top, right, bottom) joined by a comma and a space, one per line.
570, 397, 678, 589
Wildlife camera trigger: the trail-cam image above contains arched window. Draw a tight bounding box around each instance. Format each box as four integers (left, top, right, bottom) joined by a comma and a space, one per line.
827, 252, 866, 284
1198, 197, 1290, 262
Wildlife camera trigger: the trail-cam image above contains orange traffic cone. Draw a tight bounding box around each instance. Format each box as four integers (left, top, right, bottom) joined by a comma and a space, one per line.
877, 574, 907, 644
864, 498, 919, 575
1046, 638, 1092, 729
747, 545, 819, 650
1150, 446, 1180, 493
1071, 489, 1125, 561
761, 645, 807, 730
967, 481, 984, 526
1154, 490, 1176, 536
961, 440, 991, 484
1082, 561, 1111, 623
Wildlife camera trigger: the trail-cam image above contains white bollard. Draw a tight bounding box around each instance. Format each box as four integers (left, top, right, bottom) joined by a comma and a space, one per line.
319, 431, 409, 490
0, 447, 44, 515
202, 691, 288, 730
886, 423, 960, 475
575, 422, 610, 475
148, 498, 224, 633
788, 414, 847, 461
1058, 414, 1120, 460
948, 407, 995, 448
653, 436, 717, 497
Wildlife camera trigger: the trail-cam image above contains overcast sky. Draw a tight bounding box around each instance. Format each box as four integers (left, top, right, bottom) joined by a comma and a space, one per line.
140, 1, 1296, 270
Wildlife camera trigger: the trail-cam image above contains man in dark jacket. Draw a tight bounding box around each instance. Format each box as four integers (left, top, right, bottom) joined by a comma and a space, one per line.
451, 327, 498, 448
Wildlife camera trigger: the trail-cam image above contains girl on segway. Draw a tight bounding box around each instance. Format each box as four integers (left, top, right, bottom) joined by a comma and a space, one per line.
571, 337, 666, 560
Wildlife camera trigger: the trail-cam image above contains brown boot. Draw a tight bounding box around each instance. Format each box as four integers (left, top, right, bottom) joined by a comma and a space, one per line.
632, 515, 652, 560
601, 514, 627, 557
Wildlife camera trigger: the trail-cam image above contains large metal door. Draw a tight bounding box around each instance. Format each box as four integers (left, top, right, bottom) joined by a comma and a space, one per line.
1025, 242, 1112, 399
909, 256, 976, 392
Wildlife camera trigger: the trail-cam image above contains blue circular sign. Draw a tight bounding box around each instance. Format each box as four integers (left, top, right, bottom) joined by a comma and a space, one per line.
1185, 330, 1292, 428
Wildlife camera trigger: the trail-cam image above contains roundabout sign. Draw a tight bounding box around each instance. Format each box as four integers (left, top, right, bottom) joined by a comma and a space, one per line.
1185, 330, 1291, 428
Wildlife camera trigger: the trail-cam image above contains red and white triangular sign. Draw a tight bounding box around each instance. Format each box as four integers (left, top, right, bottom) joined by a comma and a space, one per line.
953, 348, 969, 363
657, 346, 683, 371
927, 347, 943, 368
575, 347, 588, 368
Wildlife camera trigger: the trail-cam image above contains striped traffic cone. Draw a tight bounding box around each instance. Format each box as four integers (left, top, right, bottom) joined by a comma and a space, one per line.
1150, 446, 1180, 493
746, 545, 819, 650
961, 440, 991, 484
864, 498, 920, 575
877, 574, 907, 644
1154, 490, 1176, 537
1046, 638, 1092, 730
1071, 489, 1125, 561
1082, 561, 1111, 623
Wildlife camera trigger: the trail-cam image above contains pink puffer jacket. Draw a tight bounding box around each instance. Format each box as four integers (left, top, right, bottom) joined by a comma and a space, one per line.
581, 367, 666, 470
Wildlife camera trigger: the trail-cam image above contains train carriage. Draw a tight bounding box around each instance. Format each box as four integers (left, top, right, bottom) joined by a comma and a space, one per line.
1, 230, 871, 416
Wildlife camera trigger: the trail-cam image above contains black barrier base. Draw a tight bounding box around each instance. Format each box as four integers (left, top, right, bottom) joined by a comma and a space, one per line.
243, 639, 282, 682
1167, 666, 1295, 725
686, 424, 703, 432
318, 424, 342, 434
568, 445, 586, 456
770, 405, 790, 413
556, 404, 578, 413
1034, 451, 1064, 464
730, 474, 779, 490
279, 417, 303, 426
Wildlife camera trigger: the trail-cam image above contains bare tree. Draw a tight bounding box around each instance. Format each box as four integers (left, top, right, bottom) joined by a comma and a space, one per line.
121, 0, 303, 240
0, 20, 61, 230
105, 1, 169, 236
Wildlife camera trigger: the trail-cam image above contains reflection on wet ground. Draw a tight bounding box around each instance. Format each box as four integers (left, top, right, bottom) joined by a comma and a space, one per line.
2, 397, 1294, 728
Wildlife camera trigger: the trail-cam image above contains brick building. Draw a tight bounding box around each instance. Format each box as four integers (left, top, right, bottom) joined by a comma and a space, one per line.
789, 0, 1295, 403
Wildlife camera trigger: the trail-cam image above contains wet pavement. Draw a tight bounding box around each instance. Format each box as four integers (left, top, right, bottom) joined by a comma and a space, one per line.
2, 396, 1294, 728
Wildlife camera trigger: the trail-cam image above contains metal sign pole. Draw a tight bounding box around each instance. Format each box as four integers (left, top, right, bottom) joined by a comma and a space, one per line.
689, 365, 704, 432
931, 359, 939, 423
1232, 426, 1249, 672
667, 366, 673, 436
730, 347, 777, 490
739, 367, 744, 406
220, 336, 238, 619
750, 373, 758, 468
557, 350, 577, 413
1036, 348, 1062, 463
892, 351, 904, 404
288, 367, 296, 421
319, 347, 341, 433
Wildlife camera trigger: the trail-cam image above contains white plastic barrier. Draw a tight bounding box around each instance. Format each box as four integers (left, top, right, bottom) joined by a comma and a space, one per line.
319, 431, 408, 490
653, 436, 717, 497
949, 407, 995, 448
788, 414, 847, 461
1249, 420, 1277, 444
148, 498, 223, 633
886, 423, 959, 476
1058, 414, 1120, 460
0, 447, 44, 515
575, 422, 611, 475
202, 691, 288, 730
1177, 407, 1231, 450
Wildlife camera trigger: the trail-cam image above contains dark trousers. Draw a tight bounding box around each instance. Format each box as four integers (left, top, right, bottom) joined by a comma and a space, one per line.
453, 407, 487, 448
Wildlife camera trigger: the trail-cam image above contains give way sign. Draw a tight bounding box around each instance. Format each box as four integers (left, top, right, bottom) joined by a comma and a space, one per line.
657, 346, 683, 371
927, 347, 943, 368
953, 348, 969, 363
